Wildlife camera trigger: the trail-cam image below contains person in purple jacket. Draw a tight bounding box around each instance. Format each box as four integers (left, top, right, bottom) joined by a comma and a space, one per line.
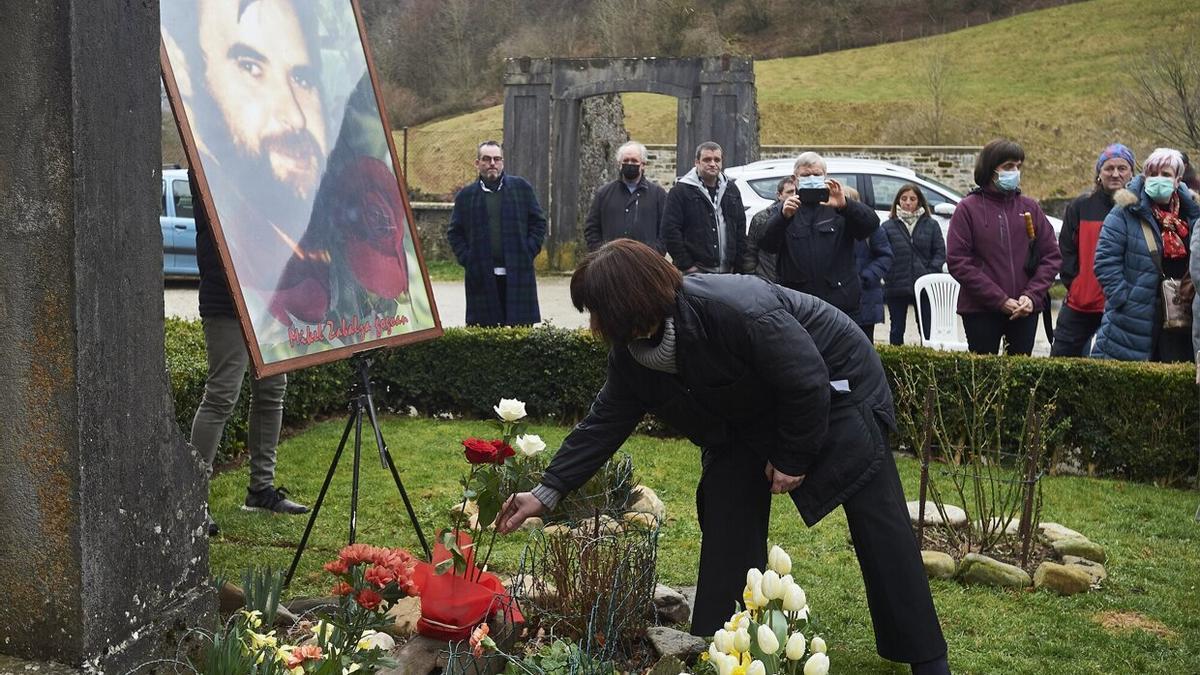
947, 139, 1062, 355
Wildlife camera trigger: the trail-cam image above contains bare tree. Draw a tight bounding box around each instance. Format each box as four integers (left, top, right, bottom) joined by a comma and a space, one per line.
924, 45, 954, 145
1129, 42, 1200, 152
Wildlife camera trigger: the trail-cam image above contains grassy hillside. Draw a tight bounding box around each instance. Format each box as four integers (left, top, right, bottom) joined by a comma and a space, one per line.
401, 0, 1199, 199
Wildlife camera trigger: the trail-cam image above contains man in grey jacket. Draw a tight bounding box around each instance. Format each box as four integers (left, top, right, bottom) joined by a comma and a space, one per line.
584, 141, 667, 252
661, 141, 746, 273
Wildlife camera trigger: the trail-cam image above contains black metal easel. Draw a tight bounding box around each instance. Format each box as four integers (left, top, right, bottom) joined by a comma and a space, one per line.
284, 354, 430, 587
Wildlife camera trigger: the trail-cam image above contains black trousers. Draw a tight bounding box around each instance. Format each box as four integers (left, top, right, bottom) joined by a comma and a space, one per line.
886, 294, 932, 346
961, 311, 1038, 355
691, 427, 947, 664
1050, 305, 1102, 357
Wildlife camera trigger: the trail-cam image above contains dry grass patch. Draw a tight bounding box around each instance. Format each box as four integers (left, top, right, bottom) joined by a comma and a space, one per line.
1092, 611, 1178, 640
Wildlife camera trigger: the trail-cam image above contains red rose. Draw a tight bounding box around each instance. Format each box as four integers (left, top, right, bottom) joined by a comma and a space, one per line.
331, 581, 354, 597
364, 564, 395, 588
331, 157, 409, 299
355, 588, 384, 611
462, 438, 515, 464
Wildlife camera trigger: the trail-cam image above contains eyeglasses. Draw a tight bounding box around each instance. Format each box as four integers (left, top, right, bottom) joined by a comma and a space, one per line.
479, 155, 504, 164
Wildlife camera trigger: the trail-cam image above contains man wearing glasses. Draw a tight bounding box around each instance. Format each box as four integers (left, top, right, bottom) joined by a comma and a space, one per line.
583, 141, 668, 253
447, 141, 548, 326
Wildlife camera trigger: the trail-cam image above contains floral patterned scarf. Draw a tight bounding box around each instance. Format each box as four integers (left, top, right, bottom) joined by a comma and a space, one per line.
1153, 191, 1189, 259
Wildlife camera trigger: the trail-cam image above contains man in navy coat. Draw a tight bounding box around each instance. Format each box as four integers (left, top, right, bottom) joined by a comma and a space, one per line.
447, 141, 547, 326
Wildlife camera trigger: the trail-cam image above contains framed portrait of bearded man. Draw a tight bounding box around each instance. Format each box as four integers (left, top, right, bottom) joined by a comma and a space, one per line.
161, 0, 442, 378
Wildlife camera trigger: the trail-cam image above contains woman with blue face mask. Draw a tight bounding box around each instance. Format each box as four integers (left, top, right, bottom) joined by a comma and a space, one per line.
1092, 147, 1200, 362
946, 139, 1062, 355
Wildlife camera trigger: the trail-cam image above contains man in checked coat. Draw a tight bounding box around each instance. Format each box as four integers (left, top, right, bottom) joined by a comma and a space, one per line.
447, 140, 547, 326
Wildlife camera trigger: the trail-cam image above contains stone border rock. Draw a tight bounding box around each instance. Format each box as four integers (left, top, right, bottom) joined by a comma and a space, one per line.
907, 502, 1108, 596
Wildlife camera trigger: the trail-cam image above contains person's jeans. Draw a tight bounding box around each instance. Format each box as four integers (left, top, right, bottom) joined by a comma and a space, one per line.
886, 295, 932, 346
190, 316, 286, 492
1049, 306, 1101, 357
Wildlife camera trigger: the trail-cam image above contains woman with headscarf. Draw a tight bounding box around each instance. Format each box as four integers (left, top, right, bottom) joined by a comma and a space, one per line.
1093, 148, 1200, 362
946, 139, 1062, 355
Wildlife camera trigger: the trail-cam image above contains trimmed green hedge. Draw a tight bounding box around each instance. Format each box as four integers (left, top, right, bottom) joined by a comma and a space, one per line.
164, 320, 1197, 484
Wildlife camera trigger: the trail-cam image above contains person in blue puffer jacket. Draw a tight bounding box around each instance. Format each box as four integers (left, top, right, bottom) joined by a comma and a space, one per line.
1093, 148, 1200, 362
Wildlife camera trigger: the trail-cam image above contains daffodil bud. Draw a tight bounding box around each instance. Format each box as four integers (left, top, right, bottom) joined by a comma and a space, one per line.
733, 627, 751, 653
803, 651, 830, 675
747, 660, 766, 675
756, 625, 780, 654
768, 545, 792, 575
782, 583, 807, 612
785, 632, 807, 660
761, 570, 784, 600
810, 636, 827, 654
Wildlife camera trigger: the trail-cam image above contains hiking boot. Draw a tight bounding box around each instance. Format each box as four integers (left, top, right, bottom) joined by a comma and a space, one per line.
242, 485, 309, 515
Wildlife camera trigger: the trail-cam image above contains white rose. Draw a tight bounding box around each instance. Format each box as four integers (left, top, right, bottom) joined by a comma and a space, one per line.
810, 636, 827, 654
761, 570, 784, 600
785, 632, 807, 660
747, 660, 766, 675
756, 625, 779, 654
768, 545, 792, 575
782, 583, 807, 612
803, 652, 830, 675
514, 434, 546, 457
494, 398, 527, 421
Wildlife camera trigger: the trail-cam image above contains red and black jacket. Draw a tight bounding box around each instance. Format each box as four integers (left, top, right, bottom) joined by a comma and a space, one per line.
1059, 189, 1115, 313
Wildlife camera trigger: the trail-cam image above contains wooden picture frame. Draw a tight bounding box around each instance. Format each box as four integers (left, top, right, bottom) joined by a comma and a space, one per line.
160, 0, 442, 378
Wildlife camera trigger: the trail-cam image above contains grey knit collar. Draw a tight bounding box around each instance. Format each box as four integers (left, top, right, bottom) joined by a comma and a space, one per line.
627, 317, 677, 373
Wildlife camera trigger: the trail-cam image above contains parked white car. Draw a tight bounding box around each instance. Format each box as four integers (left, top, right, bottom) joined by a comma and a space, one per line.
723, 157, 1062, 242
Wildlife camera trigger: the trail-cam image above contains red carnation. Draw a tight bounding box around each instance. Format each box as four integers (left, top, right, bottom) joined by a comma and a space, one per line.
364, 564, 395, 588
286, 644, 323, 669
323, 558, 349, 576
355, 588, 384, 611
331, 581, 354, 597
338, 543, 379, 566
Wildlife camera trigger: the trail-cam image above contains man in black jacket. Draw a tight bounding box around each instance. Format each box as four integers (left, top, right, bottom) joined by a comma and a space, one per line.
759, 152, 880, 316
584, 140, 668, 252
497, 241, 951, 675
661, 141, 746, 273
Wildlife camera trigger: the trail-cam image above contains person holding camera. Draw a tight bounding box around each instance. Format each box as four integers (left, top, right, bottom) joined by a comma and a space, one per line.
757, 152, 881, 317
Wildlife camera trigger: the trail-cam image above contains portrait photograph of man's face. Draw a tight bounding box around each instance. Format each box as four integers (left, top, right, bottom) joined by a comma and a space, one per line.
162, 0, 439, 376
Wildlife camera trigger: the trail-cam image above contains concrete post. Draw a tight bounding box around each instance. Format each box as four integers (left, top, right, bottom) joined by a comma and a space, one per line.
0, 1, 211, 670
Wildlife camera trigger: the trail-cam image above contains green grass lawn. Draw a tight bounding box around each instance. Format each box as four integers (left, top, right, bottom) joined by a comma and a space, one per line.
424, 258, 465, 281
211, 416, 1200, 674
402, 0, 1200, 201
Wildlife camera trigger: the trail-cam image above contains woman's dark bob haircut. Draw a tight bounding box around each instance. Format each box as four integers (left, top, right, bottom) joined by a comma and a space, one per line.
570, 239, 682, 345
889, 183, 931, 219
973, 138, 1026, 188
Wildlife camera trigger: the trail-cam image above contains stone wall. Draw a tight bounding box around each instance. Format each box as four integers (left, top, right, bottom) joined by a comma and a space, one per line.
644, 144, 980, 194
411, 202, 454, 262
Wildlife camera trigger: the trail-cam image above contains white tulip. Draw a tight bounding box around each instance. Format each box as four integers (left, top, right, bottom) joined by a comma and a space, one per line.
782, 583, 807, 612
713, 629, 734, 654
785, 632, 806, 660
493, 398, 527, 421
356, 630, 395, 651
514, 434, 546, 457
747, 660, 766, 675
751, 582, 770, 609
803, 652, 830, 675
746, 568, 763, 589
733, 627, 751, 653
810, 636, 827, 654
761, 570, 784, 600
768, 545, 792, 575
714, 651, 738, 675
756, 625, 779, 654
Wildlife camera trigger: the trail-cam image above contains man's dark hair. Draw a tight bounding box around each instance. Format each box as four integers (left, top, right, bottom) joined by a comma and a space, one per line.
570, 239, 682, 345
477, 140, 503, 159
973, 139, 1025, 188
695, 141, 723, 161
776, 177, 796, 195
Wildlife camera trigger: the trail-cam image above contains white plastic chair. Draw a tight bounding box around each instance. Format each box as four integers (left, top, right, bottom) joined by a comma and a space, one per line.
912, 273, 969, 351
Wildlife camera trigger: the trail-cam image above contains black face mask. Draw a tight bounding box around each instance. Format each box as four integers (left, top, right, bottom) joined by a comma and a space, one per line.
620, 164, 641, 181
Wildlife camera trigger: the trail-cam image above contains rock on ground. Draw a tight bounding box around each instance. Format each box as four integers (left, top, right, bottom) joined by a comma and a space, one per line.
1034, 562, 1093, 596
907, 501, 968, 527
1038, 522, 1085, 543
646, 626, 707, 664
653, 583, 692, 625
1051, 536, 1107, 564
921, 550, 957, 579
958, 552, 1031, 588
1061, 555, 1108, 584
629, 485, 667, 522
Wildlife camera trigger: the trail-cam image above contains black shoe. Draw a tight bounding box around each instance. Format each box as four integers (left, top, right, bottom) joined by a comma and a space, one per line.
243, 486, 309, 515
205, 512, 220, 537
